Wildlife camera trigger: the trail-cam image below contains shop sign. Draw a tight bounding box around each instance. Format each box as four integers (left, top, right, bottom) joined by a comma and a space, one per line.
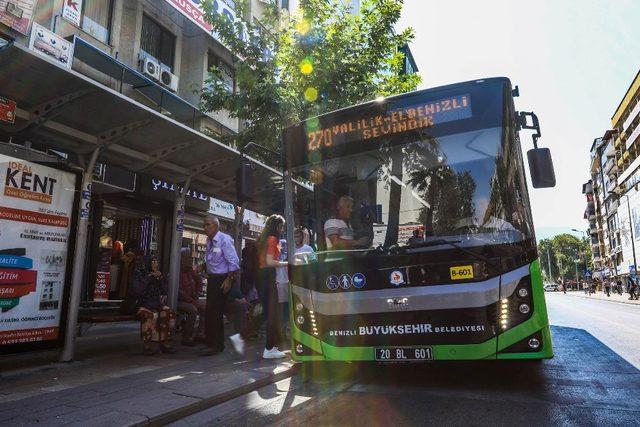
208, 197, 235, 220
0, 0, 36, 35
0, 154, 77, 348
163, 0, 238, 45
151, 178, 209, 203
62, 0, 83, 27
0, 96, 16, 124
94, 272, 110, 300
28, 23, 74, 68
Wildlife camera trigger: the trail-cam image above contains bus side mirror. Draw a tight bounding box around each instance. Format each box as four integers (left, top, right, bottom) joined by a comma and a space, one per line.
236, 162, 254, 203
527, 148, 556, 188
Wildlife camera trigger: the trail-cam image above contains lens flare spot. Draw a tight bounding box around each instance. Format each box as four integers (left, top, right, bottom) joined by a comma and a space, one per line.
304, 87, 318, 102
300, 58, 313, 75
295, 18, 311, 35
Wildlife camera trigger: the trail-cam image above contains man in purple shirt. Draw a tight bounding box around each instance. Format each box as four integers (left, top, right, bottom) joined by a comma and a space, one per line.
198, 215, 243, 355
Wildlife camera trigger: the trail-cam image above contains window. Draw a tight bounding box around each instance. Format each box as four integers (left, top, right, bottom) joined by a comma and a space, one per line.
140, 15, 176, 71
82, 0, 113, 44
208, 52, 235, 93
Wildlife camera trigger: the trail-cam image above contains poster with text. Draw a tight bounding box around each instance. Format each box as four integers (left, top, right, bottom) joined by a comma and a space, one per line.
0, 154, 76, 347
0, 0, 36, 35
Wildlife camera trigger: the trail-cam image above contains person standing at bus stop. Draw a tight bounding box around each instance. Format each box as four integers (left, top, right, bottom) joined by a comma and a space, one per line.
256, 214, 288, 359
198, 215, 244, 356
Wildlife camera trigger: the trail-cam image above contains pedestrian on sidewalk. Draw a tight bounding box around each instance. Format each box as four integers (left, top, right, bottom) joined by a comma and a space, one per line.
256, 214, 288, 359
133, 257, 176, 355
629, 276, 639, 300
604, 280, 611, 297
198, 215, 245, 356
178, 249, 206, 346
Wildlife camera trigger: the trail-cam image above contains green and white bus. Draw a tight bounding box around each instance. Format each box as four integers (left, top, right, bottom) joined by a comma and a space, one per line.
282, 77, 556, 362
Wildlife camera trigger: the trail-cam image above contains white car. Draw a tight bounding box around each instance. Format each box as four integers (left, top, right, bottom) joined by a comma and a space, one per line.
543, 283, 559, 292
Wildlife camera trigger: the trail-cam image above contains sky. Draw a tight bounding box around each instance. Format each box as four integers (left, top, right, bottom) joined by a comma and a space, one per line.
397, 0, 640, 238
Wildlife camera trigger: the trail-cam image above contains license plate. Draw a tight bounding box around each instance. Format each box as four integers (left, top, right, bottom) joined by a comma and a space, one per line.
374, 347, 433, 362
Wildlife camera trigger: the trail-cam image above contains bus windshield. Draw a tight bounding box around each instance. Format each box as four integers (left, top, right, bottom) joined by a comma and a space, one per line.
292, 126, 533, 255
285, 79, 535, 259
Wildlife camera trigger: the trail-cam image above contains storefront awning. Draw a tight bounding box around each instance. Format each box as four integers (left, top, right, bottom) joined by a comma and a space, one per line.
0, 41, 307, 214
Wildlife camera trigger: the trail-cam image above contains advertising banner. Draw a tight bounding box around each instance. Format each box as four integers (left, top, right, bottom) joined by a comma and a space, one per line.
28, 23, 74, 68
163, 0, 236, 45
0, 154, 77, 347
0, 96, 16, 124
0, 0, 36, 35
62, 0, 84, 27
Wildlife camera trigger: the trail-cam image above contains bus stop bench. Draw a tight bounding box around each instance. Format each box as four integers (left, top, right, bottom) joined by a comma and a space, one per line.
77, 306, 138, 336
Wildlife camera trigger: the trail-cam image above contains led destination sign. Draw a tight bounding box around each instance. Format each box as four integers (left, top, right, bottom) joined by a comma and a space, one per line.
306, 94, 472, 152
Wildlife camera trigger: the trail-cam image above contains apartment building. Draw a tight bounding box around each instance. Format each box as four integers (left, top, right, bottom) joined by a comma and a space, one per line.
0, 0, 281, 138
584, 69, 640, 279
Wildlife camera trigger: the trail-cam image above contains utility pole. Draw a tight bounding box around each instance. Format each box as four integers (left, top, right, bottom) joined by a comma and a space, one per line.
547, 248, 552, 283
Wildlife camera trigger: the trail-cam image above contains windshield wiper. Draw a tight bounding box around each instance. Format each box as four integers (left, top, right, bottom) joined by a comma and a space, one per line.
404, 239, 498, 267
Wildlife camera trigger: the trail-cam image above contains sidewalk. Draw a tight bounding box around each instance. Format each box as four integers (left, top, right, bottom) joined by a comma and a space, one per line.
0, 323, 296, 426
561, 290, 640, 306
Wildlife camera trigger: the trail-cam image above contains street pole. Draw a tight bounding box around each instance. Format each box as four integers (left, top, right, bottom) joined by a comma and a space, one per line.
547, 248, 552, 283
167, 176, 191, 311
574, 260, 579, 287
61, 147, 101, 362
624, 194, 638, 276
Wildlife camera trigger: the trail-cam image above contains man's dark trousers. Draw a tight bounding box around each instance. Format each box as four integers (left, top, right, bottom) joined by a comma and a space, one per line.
205, 274, 228, 351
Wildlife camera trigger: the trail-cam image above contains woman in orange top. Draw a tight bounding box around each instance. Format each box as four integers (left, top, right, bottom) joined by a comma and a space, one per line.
256, 214, 288, 359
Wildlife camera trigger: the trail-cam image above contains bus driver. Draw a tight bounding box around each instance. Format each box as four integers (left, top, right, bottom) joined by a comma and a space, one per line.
324, 196, 369, 250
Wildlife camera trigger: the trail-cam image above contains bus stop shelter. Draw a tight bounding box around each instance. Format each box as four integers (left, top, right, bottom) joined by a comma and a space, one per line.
0, 41, 292, 361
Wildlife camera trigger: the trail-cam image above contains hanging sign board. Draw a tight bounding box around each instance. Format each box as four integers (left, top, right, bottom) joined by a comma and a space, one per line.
62, 0, 84, 27
0, 96, 16, 124
0, 0, 36, 35
28, 22, 74, 68
0, 154, 77, 349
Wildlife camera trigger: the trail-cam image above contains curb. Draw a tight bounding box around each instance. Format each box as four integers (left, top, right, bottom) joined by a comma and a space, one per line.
142, 362, 299, 426
561, 292, 640, 307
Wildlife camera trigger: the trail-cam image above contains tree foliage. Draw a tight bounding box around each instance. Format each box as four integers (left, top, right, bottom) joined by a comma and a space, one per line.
539, 234, 591, 281
200, 0, 421, 160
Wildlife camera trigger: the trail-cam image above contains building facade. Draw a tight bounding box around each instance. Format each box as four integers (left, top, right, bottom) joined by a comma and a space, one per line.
584, 70, 640, 280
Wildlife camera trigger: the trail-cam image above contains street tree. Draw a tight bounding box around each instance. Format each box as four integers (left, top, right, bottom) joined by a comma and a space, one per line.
550, 233, 587, 282
200, 0, 421, 158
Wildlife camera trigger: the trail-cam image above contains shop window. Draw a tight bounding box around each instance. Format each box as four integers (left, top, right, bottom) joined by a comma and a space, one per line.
208, 52, 235, 93
141, 14, 176, 71
81, 0, 113, 44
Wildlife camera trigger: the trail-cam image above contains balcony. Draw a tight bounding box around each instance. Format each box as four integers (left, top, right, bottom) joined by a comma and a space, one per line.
603, 156, 617, 174
626, 123, 640, 151
582, 181, 594, 194
623, 100, 640, 133
606, 178, 618, 194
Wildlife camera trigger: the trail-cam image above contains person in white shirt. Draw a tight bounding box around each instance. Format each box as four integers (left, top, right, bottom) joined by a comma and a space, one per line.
324, 196, 368, 250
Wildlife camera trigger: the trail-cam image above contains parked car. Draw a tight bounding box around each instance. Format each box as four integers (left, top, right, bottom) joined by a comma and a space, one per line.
543, 283, 559, 292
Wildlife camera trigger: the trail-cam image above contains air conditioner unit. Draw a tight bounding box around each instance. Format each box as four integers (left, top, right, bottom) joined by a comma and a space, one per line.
140, 55, 160, 81
159, 68, 179, 92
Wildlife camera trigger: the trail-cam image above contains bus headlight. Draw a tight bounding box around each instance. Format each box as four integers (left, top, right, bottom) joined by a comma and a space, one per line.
517, 288, 528, 298
518, 303, 530, 314
296, 344, 304, 354
528, 337, 540, 349
296, 315, 305, 325
295, 302, 304, 311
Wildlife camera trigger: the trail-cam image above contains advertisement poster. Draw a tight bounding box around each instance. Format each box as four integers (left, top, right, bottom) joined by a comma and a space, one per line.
0, 154, 77, 347
163, 0, 237, 45
0, 96, 16, 124
62, 0, 84, 27
28, 22, 74, 68
0, 0, 36, 35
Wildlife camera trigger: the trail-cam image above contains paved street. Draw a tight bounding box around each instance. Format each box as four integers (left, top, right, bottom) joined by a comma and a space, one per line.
177, 293, 640, 426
